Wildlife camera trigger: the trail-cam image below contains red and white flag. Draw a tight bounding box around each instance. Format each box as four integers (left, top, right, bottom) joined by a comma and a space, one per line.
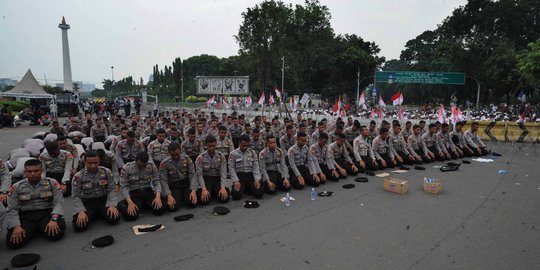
377, 107, 385, 118
378, 95, 386, 108
437, 104, 446, 123
274, 86, 281, 99
269, 94, 274, 105
222, 96, 230, 109
258, 92, 265, 106
369, 108, 375, 118
206, 95, 215, 107
391, 91, 404, 106
358, 91, 365, 105
245, 96, 252, 108
332, 96, 342, 113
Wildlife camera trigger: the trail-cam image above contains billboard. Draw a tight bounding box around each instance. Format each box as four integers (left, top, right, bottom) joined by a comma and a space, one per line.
197, 76, 249, 95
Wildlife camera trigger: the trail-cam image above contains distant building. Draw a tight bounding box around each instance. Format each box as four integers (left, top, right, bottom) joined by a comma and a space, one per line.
55, 81, 95, 92
0, 78, 18, 91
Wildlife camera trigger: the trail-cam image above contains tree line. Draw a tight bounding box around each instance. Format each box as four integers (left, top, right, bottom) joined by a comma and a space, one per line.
98, 0, 539, 105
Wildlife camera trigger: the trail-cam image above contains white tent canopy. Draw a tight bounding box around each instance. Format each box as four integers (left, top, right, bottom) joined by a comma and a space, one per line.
0, 69, 53, 99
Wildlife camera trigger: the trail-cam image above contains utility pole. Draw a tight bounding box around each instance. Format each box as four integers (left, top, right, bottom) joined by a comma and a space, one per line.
110, 66, 114, 100
181, 60, 184, 107
356, 68, 360, 109
281, 56, 285, 95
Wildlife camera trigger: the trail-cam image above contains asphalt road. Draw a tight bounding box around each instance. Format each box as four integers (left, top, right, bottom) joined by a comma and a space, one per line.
0, 123, 539, 270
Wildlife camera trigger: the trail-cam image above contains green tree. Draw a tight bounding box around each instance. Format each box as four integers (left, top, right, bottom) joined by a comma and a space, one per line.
517, 39, 540, 88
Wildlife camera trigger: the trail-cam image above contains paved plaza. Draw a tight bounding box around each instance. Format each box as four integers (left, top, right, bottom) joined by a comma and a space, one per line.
0, 123, 539, 270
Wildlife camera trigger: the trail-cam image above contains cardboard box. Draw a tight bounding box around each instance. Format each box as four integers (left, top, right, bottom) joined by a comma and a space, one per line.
423, 178, 442, 194
383, 178, 409, 194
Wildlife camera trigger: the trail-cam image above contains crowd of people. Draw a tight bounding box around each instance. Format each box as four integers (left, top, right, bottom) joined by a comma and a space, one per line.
0, 106, 491, 249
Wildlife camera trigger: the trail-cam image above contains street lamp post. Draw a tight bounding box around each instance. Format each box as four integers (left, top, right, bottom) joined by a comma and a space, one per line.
467, 76, 481, 108
356, 68, 360, 109
281, 56, 285, 95
181, 60, 184, 107
110, 66, 114, 100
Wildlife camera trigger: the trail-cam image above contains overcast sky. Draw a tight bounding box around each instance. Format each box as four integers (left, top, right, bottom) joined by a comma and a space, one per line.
0, 0, 466, 88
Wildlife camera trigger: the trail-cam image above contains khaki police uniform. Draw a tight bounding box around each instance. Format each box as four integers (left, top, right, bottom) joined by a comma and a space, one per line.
310, 143, 338, 182
407, 133, 432, 163
5, 177, 65, 249
118, 162, 165, 221
181, 139, 204, 163
147, 139, 171, 167
71, 166, 119, 231
195, 151, 229, 203
160, 155, 198, 210
437, 131, 459, 159
288, 144, 318, 188
450, 130, 473, 157
353, 135, 378, 171
421, 132, 445, 161
464, 130, 488, 156
390, 132, 417, 165
372, 135, 399, 169
328, 141, 357, 176
229, 148, 263, 200
39, 150, 73, 196
259, 147, 291, 193
114, 139, 144, 168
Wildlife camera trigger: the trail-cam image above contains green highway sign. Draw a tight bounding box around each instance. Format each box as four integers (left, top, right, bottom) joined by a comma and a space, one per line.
375, 71, 466, 85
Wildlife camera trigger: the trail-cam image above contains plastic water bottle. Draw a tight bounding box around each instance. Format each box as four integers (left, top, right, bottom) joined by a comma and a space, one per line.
310, 187, 316, 201
285, 193, 291, 207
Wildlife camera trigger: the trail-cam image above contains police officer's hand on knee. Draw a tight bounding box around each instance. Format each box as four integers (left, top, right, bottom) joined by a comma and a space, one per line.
351, 164, 358, 173
254, 180, 261, 189
267, 181, 276, 192
319, 173, 326, 182
152, 194, 162, 209
11, 226, 25, 244
297, 176, 305, 186
339, 168, 347, 176
76, 211, 88, 227
397, 156, 403, 163
283, 178, 291, 189
331, 169, 339, 178
107, 206, 119, 219
233, 181, 241, 191
380, 159, 387, 167
201, 188, 210, 202
190, 189, 199, 204
167, 194, 176, 209
218, 187, 228, 201
359, 160, 366, 169
45, 219, 60, 236
313, 174, 320, 183
127, 199, 139, 216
